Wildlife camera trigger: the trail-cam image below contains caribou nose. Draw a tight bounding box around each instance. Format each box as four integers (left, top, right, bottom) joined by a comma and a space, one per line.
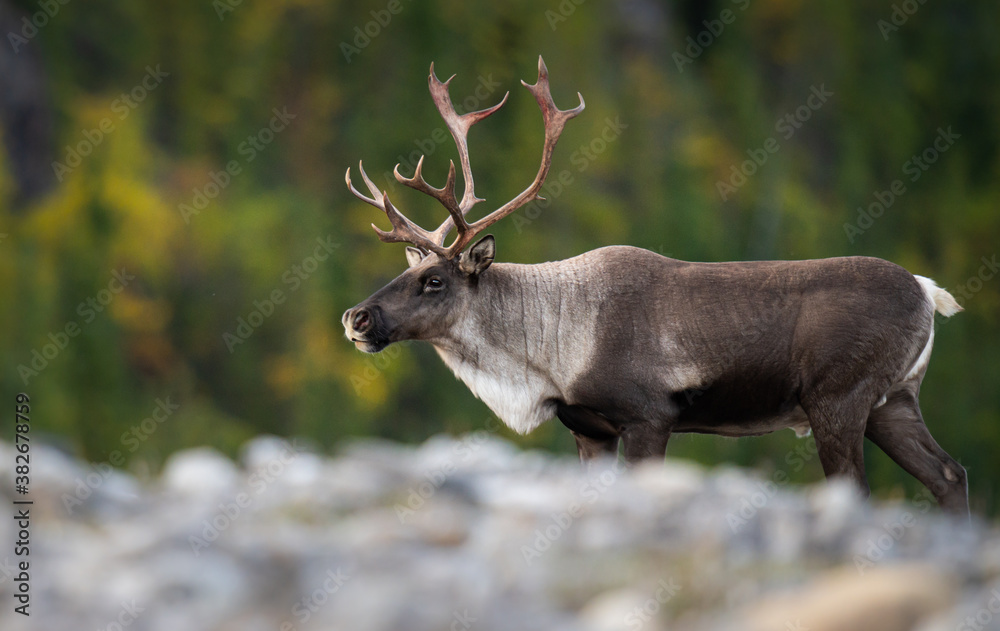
351, 308, 373, 334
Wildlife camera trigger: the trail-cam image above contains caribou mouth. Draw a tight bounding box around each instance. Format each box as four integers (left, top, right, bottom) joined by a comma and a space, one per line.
351, 336, 389, 353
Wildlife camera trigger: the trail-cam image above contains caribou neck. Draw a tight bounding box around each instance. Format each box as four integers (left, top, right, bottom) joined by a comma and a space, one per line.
429, 261, 598, 434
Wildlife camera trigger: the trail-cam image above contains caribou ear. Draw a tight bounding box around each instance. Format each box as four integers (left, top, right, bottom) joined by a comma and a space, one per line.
405, 247, 427, 268
459, 235, 495, 277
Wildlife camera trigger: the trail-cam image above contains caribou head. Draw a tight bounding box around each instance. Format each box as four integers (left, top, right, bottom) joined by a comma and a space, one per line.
342, 56, 583, 353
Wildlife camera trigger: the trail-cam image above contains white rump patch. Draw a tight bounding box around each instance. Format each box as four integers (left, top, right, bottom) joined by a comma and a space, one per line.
901, 275, 960, 382
904, 326, 934, 382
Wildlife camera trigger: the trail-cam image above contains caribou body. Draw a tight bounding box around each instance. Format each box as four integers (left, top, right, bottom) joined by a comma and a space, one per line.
342, 57, 969, 515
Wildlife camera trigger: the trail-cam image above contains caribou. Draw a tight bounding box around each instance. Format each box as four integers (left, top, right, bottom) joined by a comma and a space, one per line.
342, 57, 969, 515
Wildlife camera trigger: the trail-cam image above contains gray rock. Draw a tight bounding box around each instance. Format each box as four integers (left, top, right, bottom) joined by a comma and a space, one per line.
0, 434, 995, 631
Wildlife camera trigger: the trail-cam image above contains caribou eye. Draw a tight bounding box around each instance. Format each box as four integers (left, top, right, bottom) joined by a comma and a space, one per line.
424, 276, 444, 291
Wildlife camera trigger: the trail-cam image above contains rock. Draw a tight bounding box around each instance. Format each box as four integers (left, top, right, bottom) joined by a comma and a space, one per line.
578, 587, 666, 631
161, 446, 240, 497
738, 564, 955, 631
0, 434, 994, 631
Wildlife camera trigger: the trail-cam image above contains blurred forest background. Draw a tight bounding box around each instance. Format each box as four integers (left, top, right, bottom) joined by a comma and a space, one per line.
1, 0, 998, 512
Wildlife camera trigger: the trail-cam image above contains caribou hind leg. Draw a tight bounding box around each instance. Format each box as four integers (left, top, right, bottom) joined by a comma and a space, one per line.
864, 382, 969, 517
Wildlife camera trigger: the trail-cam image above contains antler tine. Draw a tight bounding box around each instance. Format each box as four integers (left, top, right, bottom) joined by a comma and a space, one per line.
345, 162, 447, 255
520, 55, 586, 156
393, 155, 458, 211
443, 55, 585, 258
345, 162, 382, 207
372, 193, 447, 255
428, 63, 509, 223
393, 156, 466, 247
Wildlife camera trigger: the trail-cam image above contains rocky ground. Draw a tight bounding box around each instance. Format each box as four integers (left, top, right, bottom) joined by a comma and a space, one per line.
1, 433, 998, 631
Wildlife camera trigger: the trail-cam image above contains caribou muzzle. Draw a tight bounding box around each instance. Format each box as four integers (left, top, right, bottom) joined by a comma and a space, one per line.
342, 305, 390, 353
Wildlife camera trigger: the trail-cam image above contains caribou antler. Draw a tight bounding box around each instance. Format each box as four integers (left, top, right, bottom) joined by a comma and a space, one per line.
345, 56, 585, 259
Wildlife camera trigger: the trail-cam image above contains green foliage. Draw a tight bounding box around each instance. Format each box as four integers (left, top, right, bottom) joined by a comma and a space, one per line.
2, 0, 998, 511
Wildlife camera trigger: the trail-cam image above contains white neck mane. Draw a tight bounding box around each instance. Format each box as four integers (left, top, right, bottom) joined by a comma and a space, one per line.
430, 261, 600, 434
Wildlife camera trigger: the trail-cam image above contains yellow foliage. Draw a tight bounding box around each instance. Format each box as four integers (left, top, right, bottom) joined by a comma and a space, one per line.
24, 177, 88, 250
266, 354, 303, 400
110, 292, 172, 333
681, 129, 727, 170
101, 171, 180, 272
